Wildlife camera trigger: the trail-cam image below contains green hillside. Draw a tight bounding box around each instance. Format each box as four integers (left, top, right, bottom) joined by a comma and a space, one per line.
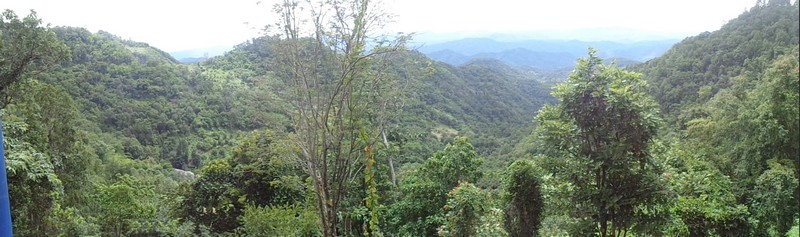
632, 0, 799, 122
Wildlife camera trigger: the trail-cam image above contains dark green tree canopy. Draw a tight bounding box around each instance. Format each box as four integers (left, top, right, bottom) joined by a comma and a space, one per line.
535, 49, 669, 237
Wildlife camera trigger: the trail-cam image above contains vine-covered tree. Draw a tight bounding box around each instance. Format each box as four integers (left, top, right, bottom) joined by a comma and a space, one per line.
534, 49, 669, 236
503, 159, 543, 237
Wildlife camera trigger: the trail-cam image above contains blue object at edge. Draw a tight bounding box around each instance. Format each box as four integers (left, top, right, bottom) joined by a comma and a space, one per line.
0, 119, 14, 236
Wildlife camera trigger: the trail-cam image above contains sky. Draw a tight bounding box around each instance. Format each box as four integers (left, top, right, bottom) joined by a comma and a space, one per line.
4, 0, 759, 52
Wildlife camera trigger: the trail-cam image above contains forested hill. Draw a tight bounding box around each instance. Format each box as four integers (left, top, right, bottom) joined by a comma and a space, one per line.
390, 57, 553, 169
196, 36, 555, 166
18, 26, 554, 171
30, 27, 286, 170
632, 0, 799, 122
615, 1, 798, 236
2, 17, 554, 234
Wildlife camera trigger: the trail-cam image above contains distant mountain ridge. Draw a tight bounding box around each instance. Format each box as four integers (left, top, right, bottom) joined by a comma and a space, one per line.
168, 45, 234, 63
416, 38, 678, 71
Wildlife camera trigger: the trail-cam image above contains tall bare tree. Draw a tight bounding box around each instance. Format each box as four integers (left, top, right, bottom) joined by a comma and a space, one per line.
269, 0, 409, 235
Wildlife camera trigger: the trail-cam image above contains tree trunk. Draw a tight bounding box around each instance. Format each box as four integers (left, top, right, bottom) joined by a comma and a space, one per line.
382, 131, 397, 185
600, 220, 608, 237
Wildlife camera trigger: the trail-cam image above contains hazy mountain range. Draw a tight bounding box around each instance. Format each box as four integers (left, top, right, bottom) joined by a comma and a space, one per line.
168, 45, 233, 63
168, 28, 682, 65
415, 38, 679, 71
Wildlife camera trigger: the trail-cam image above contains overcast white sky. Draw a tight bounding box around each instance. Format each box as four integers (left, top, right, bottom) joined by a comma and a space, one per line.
4, 0, 758, 51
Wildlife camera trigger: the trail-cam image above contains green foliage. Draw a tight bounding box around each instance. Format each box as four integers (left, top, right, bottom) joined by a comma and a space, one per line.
240, 204, 320, 236
664, 147, 751, 236
477, 207, 511, 237
439, 182, 486, 237
422, 137, 484, 187
181, 130, 305, 233
0, 9, 69, 96
230, 130, 303, 205
503, 159, 543, 237
51, 204, 99, 236
181, 158, 241, 232
753, 160, 798, 236
452, 59, 553, 160
3, 116, 63, 236
388, 137, 484, 236
94, 175, 158, 236
363, 145, 382, 236
535, 49, 669, 236
788, 219, 799, 237
37, 26, 290, 170
680, 46, 799, 236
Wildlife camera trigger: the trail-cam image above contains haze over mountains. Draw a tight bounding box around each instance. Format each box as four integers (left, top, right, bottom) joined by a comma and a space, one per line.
169, 29, 681, 66
415, 37, 679, 71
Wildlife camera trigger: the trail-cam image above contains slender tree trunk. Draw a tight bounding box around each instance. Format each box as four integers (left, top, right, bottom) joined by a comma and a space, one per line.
599, 165, 608, 237
381, 131, 397, 185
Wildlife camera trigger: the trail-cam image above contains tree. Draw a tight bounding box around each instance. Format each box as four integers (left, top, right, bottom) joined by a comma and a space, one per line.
439, 182, 485, 237
181, 130, 305, 233
534, 49, 668, 237
388, 136, 483, 236
181, 159, 241, 233
269, 0, 409, 235
2, 116, 62, 236
664, 147, 750, 236
0, 9, 68, 99
94, 175, 157, 236
503, 159, 543, 237
752, 160, 798, 237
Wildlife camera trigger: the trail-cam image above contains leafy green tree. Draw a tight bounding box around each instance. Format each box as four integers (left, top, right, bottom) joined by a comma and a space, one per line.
0, 9, 68, 98
503, 159, 543, 237
789, 224, 800, 237
230, 130, 304, 205
439, 182, 485, 237
181, 158, 240, 233
753, 160, 798, 236
535, 49, 669, 236
747, 48, 799, 201
388, 137, 483, 236
2, 116, 62, 236
420, 137, 484, 188
181, 130, 305, 233
94, 175, 157, 237
663, 147, 750, 236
